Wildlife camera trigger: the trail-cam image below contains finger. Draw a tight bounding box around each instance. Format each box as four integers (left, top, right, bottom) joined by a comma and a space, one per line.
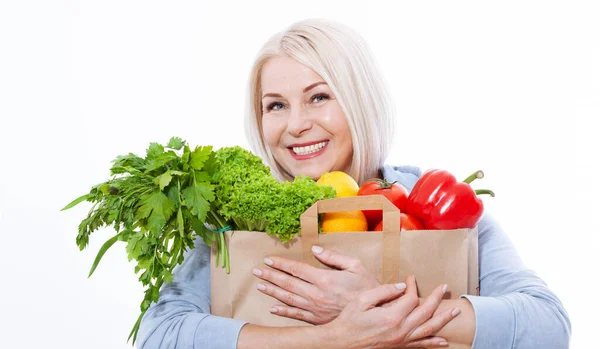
269, 304, 319, 325
405, 274, 418, 297
264, 256, 320, 283
256, 281, 311, 309
402, 283, 448, 334
407, 307, 461, 342
311, 245, 363, 272
253, 267, 316, 298
404, 337, 449, 348
388, 275, 420, 317
357, 282, 407, 311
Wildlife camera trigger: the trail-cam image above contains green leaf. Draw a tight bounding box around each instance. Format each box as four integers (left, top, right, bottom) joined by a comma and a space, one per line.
203, 151, 218, 179
182, 145, 191, 164
162, 269, 173, 283
160, 252, 170, 265
113, 165, 141, 175
61, 193, 89, 211
135, 255, 153, 272
151, 285, 160, 301
88, 232, 123, 277
76, 218, 91, 250
125, 231, 143, 261
146, 142, 164, 160
145, 151, 178, 172
99, 184, 110, 195
181, 145, 191, 172
167, 137, 185, 150
189, 145, 213, 170
194, 170, 211, 183
155, 170, 187, 191
139, 268, 151, 284
182, 181, 213, 221
136, 191, 176, 234
154, 171, 173, 191
110, 153, 146, 175
118, 229, 132, 242
197, 176, 215, 201
167, 184, 180, 205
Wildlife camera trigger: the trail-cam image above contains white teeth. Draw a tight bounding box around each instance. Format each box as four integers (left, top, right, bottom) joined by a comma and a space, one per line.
292, 141, 327, 155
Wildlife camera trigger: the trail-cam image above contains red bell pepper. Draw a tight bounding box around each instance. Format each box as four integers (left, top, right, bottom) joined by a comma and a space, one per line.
404, 169, 494, 230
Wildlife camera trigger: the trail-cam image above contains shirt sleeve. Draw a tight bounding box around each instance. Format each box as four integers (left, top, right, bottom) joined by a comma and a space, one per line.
136, 235, 247, 349
461, 212, 572, 349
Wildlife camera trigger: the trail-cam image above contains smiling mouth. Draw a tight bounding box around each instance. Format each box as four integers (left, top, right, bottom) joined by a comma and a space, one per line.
290, 141, 329, 155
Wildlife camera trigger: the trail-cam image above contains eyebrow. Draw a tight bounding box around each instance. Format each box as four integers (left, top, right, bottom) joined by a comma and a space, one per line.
303, 81, 327, 93
262, 81, 327, 99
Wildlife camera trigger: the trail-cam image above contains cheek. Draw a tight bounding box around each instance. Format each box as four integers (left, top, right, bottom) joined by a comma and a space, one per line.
320, 105, 352, 145
261, 115, 285, 147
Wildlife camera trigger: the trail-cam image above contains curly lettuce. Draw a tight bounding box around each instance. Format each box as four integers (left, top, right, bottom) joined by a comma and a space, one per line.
214, 147, 335, 243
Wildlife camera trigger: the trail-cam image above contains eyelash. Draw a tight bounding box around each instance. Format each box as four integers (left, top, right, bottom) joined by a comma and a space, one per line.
265, 93, 330, 112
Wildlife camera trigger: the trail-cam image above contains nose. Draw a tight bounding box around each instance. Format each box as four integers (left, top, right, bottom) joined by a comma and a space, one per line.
286, 104, 313, 137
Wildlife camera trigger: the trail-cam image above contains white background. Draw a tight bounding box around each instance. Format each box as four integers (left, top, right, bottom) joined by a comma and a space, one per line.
0, 1, 598, 348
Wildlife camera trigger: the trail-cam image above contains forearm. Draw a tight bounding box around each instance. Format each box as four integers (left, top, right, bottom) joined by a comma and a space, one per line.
237, 323, 343, 349
428, 298, 475, 347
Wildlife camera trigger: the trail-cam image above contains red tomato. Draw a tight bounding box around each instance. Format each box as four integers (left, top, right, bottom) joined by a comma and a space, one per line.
358, 179, 409, 230
374, 213, 425, 231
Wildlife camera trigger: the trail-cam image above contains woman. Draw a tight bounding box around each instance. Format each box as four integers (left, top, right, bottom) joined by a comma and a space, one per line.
137, 19, 571, 349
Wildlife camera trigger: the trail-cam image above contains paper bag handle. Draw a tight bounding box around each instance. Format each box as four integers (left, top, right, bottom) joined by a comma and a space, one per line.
300, 195, 401, 284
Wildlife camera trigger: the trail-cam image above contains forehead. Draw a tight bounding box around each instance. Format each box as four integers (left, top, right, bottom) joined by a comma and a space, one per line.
261, 55, 324, 92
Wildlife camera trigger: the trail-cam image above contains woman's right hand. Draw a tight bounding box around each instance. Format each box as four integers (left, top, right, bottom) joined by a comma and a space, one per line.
322, 275, 460, 349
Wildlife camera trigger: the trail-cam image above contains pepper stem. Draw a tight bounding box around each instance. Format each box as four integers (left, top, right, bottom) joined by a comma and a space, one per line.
463, 170, 484, 184
474, 189, 495, 197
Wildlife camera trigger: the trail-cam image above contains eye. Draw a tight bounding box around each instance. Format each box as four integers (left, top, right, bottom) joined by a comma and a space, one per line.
311, 93, 330, 103
266, 102, 285, 112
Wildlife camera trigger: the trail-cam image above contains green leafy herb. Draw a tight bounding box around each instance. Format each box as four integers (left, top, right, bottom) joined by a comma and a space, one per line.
62, 137, 221, 345
62, 138, 333, 345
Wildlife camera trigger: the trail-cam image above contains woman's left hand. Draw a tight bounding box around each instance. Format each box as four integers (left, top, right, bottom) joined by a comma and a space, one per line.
252, 245, 380, 325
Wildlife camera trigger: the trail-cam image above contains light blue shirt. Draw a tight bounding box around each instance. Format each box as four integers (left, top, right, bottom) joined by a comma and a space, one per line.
137, 165, 571, 348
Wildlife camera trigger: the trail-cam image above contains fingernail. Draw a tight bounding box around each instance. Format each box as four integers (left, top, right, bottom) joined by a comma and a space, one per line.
452, 307, 461, 317
312, 245, 323, 254
264, 258, 273, 266
439, 341, 449, 347
252, 268, 262, 276
395, 282, 407, 291
256, 283, 266, 291
270, 306, 278, 313
442, 284, 448, 293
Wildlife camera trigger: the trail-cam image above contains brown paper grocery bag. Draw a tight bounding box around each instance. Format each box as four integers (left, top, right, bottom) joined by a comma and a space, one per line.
211, 195, 478, 329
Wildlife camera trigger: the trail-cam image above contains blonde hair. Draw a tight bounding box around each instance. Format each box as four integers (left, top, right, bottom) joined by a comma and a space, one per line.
245, 18, 395, 184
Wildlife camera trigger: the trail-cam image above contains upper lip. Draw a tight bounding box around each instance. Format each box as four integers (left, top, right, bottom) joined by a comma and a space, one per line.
287, 140, 329, 148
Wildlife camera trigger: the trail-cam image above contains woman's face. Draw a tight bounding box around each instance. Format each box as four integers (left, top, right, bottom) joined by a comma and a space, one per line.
260, 55, 353, 181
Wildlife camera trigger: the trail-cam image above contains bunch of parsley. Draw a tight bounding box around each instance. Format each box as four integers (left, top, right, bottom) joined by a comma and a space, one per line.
62, 137, 224, 343
62, 138, 335, 344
